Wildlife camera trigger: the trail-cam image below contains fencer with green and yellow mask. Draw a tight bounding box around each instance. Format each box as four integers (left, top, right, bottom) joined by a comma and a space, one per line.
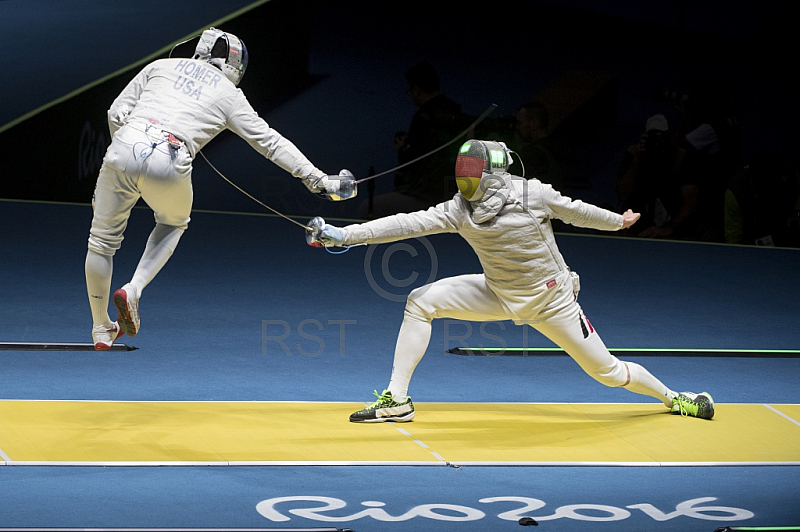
455, 140, 511, 200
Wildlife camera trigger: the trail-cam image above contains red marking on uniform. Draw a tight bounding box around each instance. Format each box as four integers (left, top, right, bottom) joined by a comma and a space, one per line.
584, 314, 594, 333
546, 279, 557, 289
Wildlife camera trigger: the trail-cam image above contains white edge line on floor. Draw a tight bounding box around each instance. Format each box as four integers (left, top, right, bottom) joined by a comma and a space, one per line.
2, 460, 800, 467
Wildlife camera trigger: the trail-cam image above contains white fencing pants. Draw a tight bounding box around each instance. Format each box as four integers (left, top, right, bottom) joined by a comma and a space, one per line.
85, 124, 192, 327
388, 272, 673, 406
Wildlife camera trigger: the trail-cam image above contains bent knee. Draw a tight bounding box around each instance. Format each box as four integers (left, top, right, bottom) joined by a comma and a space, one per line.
588, 360, 628, 387
405, 285, 435, 322
87, 231, 121, 256
153, 213, 190, 231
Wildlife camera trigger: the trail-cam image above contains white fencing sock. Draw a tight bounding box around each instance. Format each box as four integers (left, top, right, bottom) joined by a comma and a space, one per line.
129, 224, 183, 295
85, 250, 114, 328
623, 361, 675, 407
387, 317, 432, 401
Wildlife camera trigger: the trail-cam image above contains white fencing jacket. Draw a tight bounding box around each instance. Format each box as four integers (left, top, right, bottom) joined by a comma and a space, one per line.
107, 58, 323, 181
341, 174, 623, 321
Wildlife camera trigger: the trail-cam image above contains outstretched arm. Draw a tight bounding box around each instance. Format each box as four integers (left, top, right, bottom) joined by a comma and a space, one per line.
538, 180, 628, 231
309, 201, 461, 248
228, 99, 356, 201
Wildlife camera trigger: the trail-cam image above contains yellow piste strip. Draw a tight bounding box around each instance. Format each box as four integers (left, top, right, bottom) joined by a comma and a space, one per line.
0, 401, 798, 465
406, 403, 800, 464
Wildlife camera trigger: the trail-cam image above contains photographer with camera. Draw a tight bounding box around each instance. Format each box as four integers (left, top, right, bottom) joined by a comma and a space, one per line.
616, 114, 701, 239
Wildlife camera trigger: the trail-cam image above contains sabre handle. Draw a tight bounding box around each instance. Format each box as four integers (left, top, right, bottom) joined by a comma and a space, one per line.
305, 216, 326, 248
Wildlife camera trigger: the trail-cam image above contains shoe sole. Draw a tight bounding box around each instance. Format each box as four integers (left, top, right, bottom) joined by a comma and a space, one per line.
94, 327, 124, 351
113, 289, 139, 337
350, 411, 415, 423
699, 393, 715, 420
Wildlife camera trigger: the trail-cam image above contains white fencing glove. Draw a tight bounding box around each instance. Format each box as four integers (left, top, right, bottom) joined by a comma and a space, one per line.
319, 224, 345, 247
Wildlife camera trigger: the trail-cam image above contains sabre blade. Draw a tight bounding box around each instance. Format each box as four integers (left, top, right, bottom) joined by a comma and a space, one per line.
199, 151, 311, 231
198, 103, 499, 226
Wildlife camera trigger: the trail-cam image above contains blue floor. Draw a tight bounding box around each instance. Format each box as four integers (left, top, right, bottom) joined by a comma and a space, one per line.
1, 199, 799, 531
1, 465, 797, 531
2, 200, 799, 405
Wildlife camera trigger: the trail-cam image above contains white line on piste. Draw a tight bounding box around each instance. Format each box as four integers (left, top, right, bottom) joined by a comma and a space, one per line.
393, 424, 446, 463
5, 460, 800, 467
764, 404, 800, 427
0, 445, 12, 463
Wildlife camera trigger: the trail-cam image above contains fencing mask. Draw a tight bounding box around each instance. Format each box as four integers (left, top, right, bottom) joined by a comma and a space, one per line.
454, 140, 512, 200
194, 27, 249, 86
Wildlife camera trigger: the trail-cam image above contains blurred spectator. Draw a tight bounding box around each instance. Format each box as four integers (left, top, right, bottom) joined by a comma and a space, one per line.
361, 62, 468, 218
724, 152, 800, 247
616, 114, 702, 239
668, 79, 743, 241
513, 101, 564, 189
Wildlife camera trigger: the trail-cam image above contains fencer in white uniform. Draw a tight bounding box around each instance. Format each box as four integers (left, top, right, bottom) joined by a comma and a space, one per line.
311, 139, 714, 421
86, 28, 356, 350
